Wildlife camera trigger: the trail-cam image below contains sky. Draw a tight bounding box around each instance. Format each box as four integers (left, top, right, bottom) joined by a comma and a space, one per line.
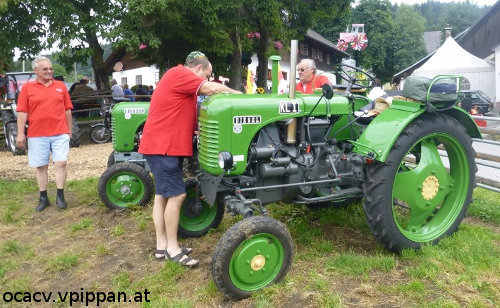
389, 0, 498, 6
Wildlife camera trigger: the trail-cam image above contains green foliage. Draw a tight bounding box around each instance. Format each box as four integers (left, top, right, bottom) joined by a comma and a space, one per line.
414, 1, 489, 33
326, 251, 396, 277
352, 0, 395, 82
112, 222, 125, 236
469, 188, 500, 224
0, 0, 45, 72
392, 5, 427, 73
46, 252, 80, 272
69, 218, 93, 234
96, 244, 111, 256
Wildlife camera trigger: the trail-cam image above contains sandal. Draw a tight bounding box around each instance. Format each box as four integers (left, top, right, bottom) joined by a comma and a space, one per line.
155, 247, 193, 261
154, 249, 168, 261
166, 251, 199, 268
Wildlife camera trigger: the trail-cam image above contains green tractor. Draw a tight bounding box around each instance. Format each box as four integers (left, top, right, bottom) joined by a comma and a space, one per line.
98, 43, 480, 299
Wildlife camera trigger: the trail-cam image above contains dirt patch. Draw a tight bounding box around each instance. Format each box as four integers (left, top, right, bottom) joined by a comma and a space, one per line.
0, 142, 113, 181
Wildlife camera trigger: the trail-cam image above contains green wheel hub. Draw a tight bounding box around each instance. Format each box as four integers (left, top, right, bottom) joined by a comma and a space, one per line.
392, 133, 469, 242
179, 187, 218, 232
105, 172, 146, 207
229, 233, 285, 292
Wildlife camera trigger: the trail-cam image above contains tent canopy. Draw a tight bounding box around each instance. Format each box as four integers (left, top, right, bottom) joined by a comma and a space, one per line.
412, 36, 495, 98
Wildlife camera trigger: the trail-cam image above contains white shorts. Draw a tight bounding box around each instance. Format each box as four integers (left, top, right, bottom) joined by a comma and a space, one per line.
27, 134, 70, 167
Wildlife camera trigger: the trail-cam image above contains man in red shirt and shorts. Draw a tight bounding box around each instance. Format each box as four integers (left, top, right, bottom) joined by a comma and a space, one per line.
139, 51, 241, 268
16, 56, 74, 211
295, 58, 331, 94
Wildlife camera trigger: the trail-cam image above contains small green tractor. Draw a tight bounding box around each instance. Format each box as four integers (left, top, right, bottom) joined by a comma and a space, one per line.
98, 45, 480, 299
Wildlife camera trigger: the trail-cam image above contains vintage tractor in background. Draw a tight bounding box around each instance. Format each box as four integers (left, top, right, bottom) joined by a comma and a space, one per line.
0, 72, 81, 154
98, 41, 480, 299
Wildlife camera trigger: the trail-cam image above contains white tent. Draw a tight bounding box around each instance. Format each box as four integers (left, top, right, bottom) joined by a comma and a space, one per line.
412, 36, 495, 99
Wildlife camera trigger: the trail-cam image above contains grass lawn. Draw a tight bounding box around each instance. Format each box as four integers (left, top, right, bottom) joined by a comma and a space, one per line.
0, 178, 498, 307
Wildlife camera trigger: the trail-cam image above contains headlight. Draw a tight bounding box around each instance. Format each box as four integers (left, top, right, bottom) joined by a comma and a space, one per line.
218, 151, 233, 170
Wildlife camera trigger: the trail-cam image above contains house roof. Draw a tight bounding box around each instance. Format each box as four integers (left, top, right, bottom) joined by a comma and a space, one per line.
306, 29, 349, 57
423, 31, 442, 54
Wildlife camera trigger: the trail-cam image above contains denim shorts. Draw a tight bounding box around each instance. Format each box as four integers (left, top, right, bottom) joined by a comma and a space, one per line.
27, 134, 70, 167
144, 155, 186, 198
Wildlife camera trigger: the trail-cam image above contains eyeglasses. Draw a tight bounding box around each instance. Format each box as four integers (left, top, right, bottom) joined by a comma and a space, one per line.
297, 67, 310, 72
40, 68, 53, 71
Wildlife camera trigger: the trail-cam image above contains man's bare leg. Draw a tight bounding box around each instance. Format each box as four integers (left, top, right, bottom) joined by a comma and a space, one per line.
165, 193, 198, 266
153, 194, 168, 258
36, 165, 49, 191
54, 161, 67, 189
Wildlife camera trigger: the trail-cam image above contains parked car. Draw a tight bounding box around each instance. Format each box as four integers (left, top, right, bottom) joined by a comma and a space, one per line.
459, 90, 494, 115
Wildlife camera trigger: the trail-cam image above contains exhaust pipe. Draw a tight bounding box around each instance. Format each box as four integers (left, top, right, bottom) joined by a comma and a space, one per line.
286, 40, 298, 144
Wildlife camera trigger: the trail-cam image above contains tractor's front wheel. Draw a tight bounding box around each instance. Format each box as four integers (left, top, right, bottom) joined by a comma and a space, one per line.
211, 216, 293, 300
98, 162, 154, 209
178, 179, 224, 238
363, 114, 476, 252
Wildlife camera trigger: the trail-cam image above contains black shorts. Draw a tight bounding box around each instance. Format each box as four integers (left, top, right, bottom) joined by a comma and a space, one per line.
144, 155, 185, 198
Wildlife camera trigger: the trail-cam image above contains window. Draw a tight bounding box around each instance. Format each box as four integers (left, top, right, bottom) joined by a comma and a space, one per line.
460, 78, 470, 90
326, 54, 331, 65
135, 75, 142, 85
300, 44, 309, 56
312, 49, 323, 61
121, 77, 127, 85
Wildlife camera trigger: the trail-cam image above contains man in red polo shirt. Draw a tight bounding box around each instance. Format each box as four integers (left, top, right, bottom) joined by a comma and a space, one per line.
139, 51, 241, 268
16, 56, 73, 211
295, 58, 331, 94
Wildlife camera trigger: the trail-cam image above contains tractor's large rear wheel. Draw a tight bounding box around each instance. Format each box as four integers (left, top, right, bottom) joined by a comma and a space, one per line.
178, 179, 224, 238
211, 216, 293, 300
5, 122, 25, 155
363, 114, 476, 252
70, 118, 81, 148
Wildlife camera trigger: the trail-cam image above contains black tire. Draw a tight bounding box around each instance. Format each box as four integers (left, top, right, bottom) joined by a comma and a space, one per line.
70, 118, 81, 148
5, 122, 26, 155
178, 179, 224, 238
363, 114, 476, 252
89, 123, 112, 144
107, 151, 115, 167
211, 216, 294, 300
98, 162, 154, 209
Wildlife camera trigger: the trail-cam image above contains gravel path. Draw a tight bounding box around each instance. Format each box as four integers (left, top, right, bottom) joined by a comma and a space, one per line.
0, 142, 113, 181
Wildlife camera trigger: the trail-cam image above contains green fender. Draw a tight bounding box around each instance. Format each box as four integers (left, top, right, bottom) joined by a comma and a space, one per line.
351, 99, 481, 162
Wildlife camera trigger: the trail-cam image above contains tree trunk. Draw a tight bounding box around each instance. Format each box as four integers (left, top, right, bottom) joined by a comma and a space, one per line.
84, 29, 108, 91
229, 29, 242, 91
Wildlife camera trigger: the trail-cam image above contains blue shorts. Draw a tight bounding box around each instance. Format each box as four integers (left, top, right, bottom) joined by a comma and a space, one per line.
27, 134, 70, 167
144, 155, 186, 198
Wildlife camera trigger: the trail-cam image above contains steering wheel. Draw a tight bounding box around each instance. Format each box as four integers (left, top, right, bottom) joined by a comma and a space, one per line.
331, 63, 376, 92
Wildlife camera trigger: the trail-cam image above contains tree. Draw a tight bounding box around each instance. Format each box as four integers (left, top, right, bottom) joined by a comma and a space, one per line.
119, 0, 233, 74
392, 5, 427, 73
248, 0, 352, 88
33, 0, 127, 90
0, 0, 45, 72
313, 8, 353, 44
352, 0, 395, 82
